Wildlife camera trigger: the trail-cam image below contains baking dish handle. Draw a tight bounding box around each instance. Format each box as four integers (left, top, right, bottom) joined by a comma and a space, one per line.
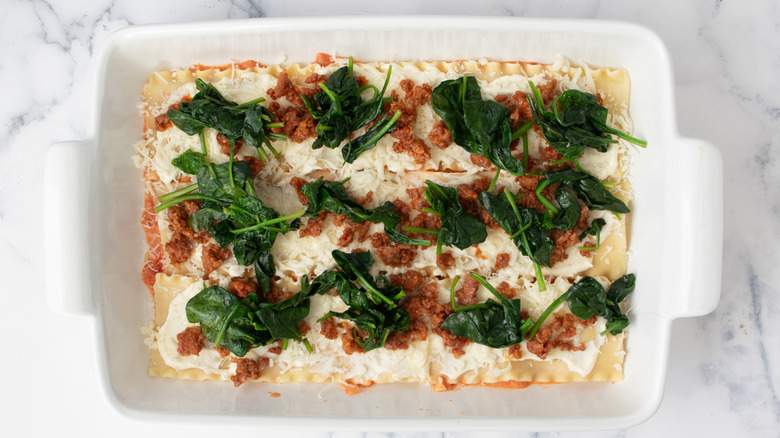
667, 137, 723, 319
44, 140, 95, 316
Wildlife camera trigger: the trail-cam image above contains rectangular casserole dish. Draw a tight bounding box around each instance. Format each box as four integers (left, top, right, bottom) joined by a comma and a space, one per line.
43, 16, 723, 430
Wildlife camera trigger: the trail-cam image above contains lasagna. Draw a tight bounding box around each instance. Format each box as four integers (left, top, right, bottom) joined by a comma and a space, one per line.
136, 54, 642, 391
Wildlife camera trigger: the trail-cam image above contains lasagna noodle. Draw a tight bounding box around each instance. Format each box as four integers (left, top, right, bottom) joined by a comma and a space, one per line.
150, 273, 625, 386
139, 60, 630, 281
139, 57, 634, 388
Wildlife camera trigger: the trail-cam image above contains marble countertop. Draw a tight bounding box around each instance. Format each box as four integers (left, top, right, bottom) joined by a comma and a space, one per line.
1, 0, 778, 436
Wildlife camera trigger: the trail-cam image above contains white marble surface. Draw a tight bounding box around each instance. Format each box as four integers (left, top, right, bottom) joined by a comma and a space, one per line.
1, 0, 778, 436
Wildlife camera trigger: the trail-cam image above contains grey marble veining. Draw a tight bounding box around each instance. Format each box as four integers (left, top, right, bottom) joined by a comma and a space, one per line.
1, 0, 779, 436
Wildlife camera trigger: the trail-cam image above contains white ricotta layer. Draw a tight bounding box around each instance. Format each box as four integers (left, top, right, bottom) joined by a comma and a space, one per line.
157, 277, 608, 381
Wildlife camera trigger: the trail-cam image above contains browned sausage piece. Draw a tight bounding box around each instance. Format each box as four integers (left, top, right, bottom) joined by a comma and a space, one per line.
176, 326, 205, 356
230, 357, 269, 387
229, 278, 257, 298
427, 120, 452, 149
494, 253, 510, 271
165, 232, 192, 264
319, 317, 338, 340
455, 275, 479, 307
202, 243, 230, 275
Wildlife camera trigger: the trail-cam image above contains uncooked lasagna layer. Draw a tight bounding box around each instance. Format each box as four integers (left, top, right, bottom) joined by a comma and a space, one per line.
136, 56, 634, 390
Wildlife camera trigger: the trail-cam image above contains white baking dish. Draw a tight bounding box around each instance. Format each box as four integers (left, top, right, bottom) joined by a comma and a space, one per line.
43, 17, 723, 430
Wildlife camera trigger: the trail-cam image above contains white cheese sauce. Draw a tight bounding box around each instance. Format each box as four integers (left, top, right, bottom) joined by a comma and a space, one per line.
157, 277, 608, 380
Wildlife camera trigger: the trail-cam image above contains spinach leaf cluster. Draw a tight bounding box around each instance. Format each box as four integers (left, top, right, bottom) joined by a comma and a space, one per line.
159, 156, 303, 296
301, 177, 429, 246
478, 190, 554, 290
415, 180, 488, 254
167, 78, 285, 161
303, 250, 411, 351
185, 279, 318, 357
566, 274, 635, 335
431, 76, 527, 176
158, 78, 307, 295
441, 273, 636, 349
478, 168, 629, 291
302, 58, 401, 163
526, 81, 647, 162
442, 274, 533, 348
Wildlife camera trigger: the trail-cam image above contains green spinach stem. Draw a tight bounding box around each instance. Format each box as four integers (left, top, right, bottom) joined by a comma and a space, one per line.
522, 131, 529, 173
535, 180, 561, 217
354, 273, 396, 308
361, 110, 401, 147
596, 121, 647, 147
379, 65, 392, 96
154, 194, 222, 213
488, 168, 501, 193
511, 121, 534, 141
228, 139, 236, 190
503, 188, 546, 291
229, 209, 305, 234
469, 273, 512, 306
317, 83, 340, 108
401, 226, 439, 235
235, 97, 266, 109
157, 183, 198, 203
199, 130, 218, 179
525, 290, 568, 340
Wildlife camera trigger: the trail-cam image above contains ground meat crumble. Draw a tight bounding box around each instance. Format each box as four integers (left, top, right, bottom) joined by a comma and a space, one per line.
494, 253, 510, 271
427, 120, 452, 149
202, 243, 230, 276
176, 326, 205, 356
229, 278, 257, 298
454, 275, 479, 307
231, 357, 269, 387
339, 322, 366, 355
386, 79, 433, 165
375, 244, 418, 267
319, 317, 339, 340
165, 232, 192, 264
526, 313, 596, 360
456, 176, 499, 229
289, 176, 309, 206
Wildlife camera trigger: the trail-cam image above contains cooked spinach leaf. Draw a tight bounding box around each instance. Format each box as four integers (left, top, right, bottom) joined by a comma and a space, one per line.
431, 76, 526, 176
317, 250, 411, 351
168, 78, 285, 161
171, 150, 206, 175
527, 81, 646, 162
185, 285, 271, 357
579, 218, 607, 250
538, 169, 630, 214
551, 185, 580, 231
417, 180, 487, 253
158, 155, 303, 295
566, 274, 635, 335
195, 161, 254, 206
430, 76, 482, 152
341, 111, 402, 163
302, 58, 397, 161
186, 278, 328, 357
478, 189, 552, 290
441, 274, 533, 348
301, 177, 429, 246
